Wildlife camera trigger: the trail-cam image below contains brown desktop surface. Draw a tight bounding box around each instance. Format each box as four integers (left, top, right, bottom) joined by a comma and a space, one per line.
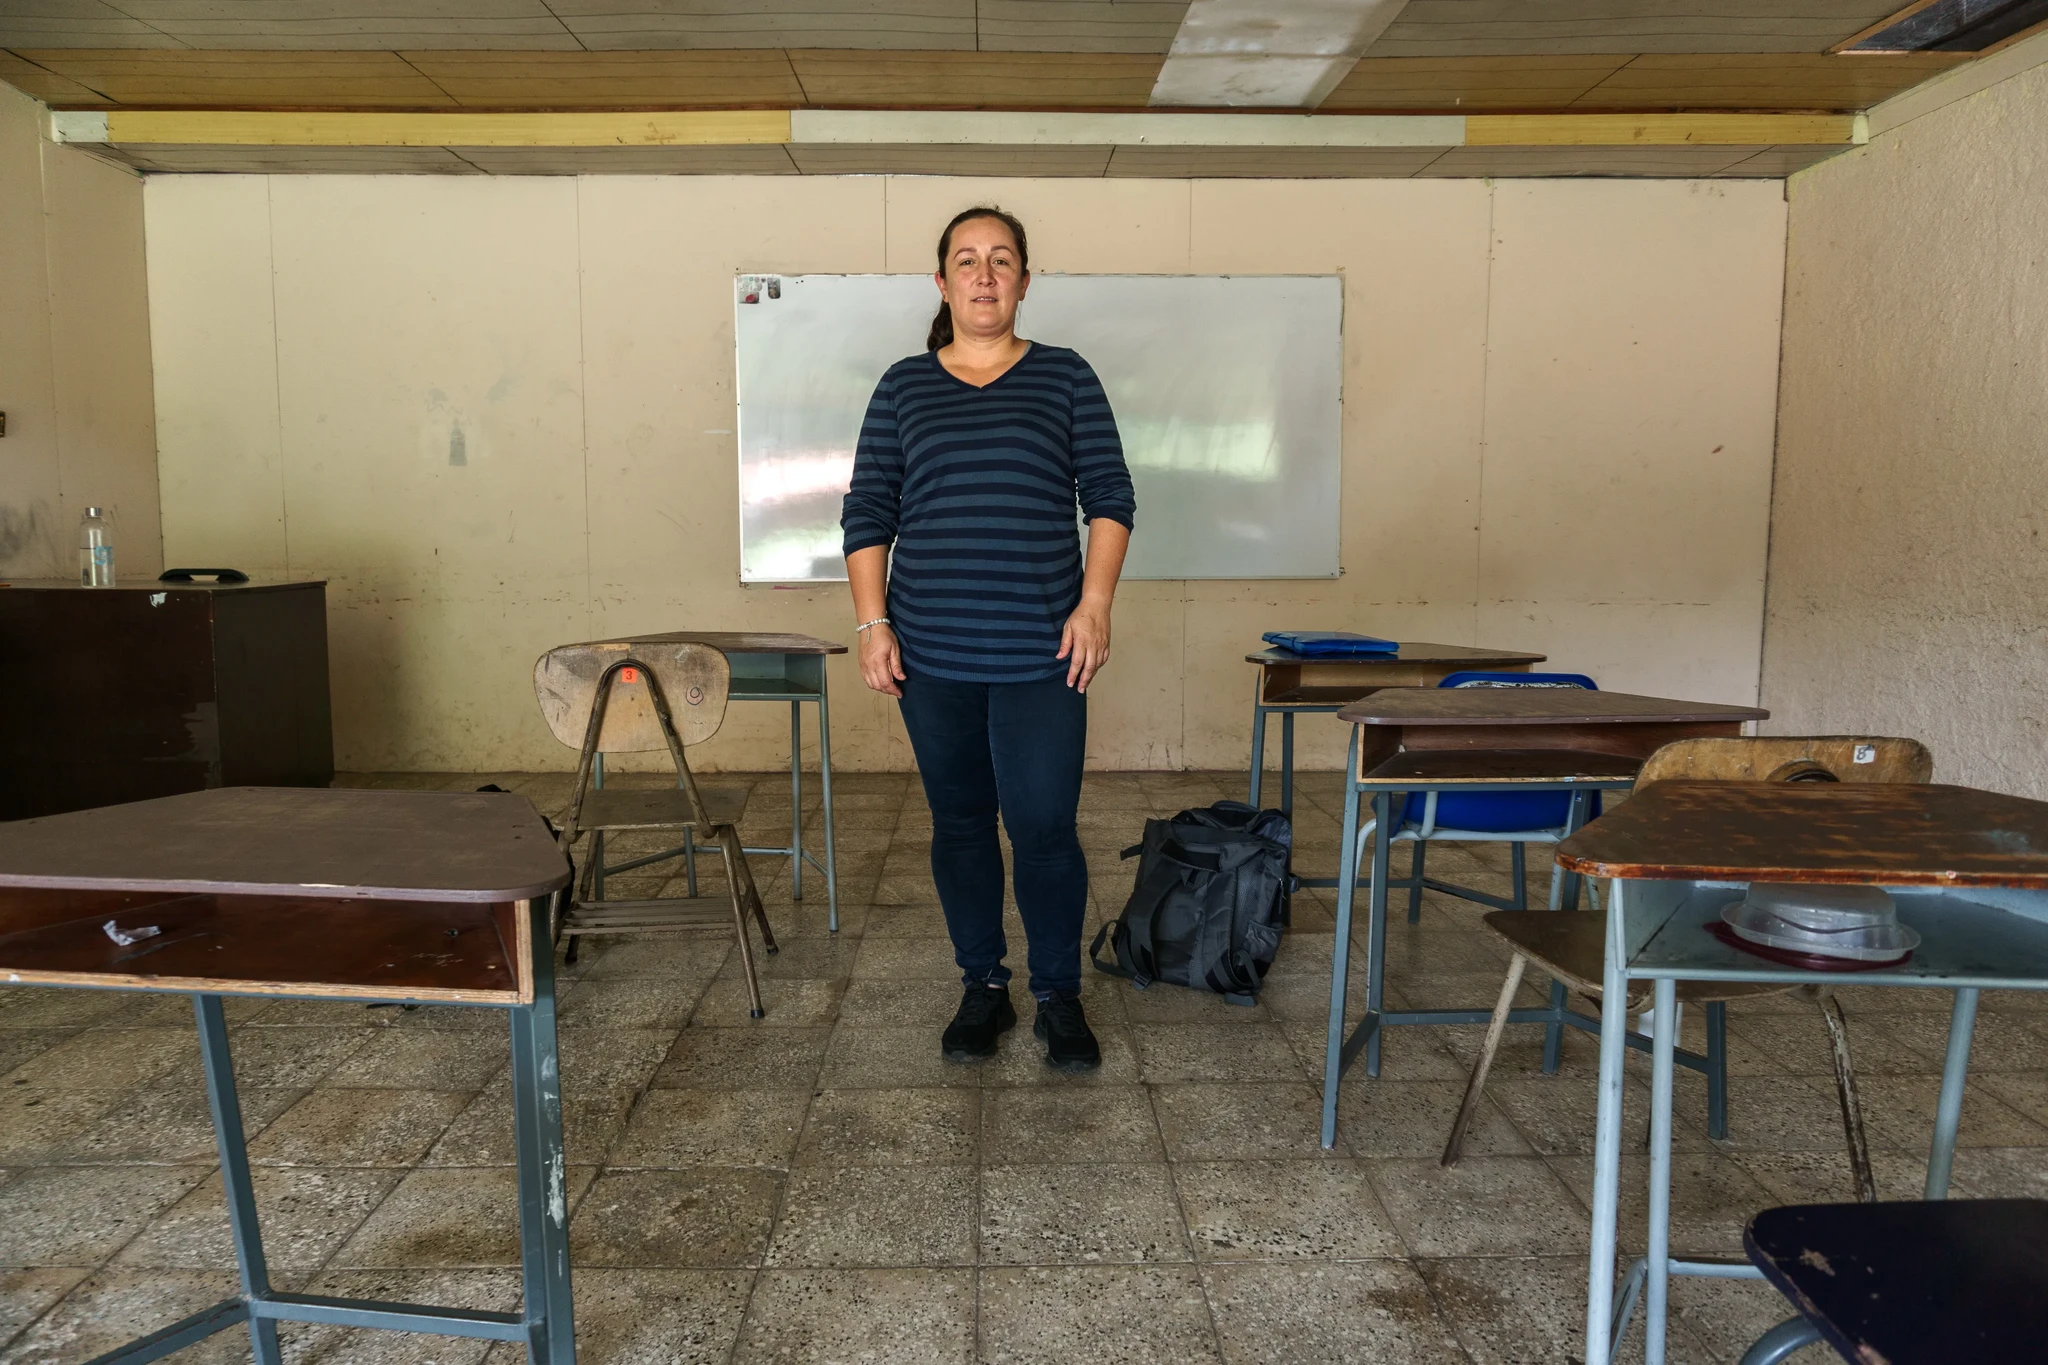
1556, 782, 2048, 888
1246, 642, 1546, 667
0, 787, 567, 902
1340, 689, 1768, 727
1362, 749, 1645, 785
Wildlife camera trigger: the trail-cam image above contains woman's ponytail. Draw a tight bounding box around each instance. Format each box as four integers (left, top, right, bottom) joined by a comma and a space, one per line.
926, 205, 1029, 352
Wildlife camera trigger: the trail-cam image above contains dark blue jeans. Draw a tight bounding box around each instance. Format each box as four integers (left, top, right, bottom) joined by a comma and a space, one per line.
897, 674, 1089, 999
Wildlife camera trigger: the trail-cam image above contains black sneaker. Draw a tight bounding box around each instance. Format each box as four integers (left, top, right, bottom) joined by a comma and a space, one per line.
1033, 995, 1101, 1072
941, 983, 1016, 1061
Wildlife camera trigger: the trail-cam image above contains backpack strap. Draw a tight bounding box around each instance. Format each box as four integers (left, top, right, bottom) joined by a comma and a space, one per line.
1088, 922, 1134, 981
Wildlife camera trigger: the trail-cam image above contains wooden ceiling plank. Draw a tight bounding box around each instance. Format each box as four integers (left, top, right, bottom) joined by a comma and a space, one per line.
107, 142, 482, 172
107, 0, 581, 51
787, 140, 1114, 173
1319, 53, 1630, 108
452, 142, 803, 172
1570, 51, 1969, 109
547, 0, 977, 52
0, 0, 181, 51
786, 47, 1165, 106
1710, 142, 1851, 175
0, 48, 114, 103
1417, 143, 1764, 176
401, 49, 807, 106
1368, 0, 1910, 57
975, 0, 1189, 54
101, 107, 793, 144
1466, 111, 1855, 145
17, 48, 463, 106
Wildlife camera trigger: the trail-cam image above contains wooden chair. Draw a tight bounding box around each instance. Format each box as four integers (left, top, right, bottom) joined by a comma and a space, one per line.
1442, 736, 1934, 1197
533, 638, 777, 1016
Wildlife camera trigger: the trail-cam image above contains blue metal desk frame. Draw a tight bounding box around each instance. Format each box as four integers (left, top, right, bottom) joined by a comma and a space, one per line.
1583, 878, 2048, 1365
5, 895, 575, 1364
1321, 731, 1651, 1147
595, 639, 841, 931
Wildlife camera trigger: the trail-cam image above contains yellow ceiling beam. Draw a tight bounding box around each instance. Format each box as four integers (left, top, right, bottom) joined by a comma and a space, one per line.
100, 109, 792, 147
1465, 112, 1858, 146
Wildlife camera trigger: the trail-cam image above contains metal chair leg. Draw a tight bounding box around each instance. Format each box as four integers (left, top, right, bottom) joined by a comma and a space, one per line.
1706, 1000, 1729, 1142
1510, 841, 1528, 911
1807, 986, 1876, 1202
718, 828, 767, 1019
1443, 953, 1526, 1167
1407, 838, 1427, 924
1737, 1317, 1822, 1365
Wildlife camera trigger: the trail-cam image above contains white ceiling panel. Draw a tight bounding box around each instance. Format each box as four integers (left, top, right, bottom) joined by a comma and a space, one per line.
0, 0, 180, 48
786, 141, 1115, 173
548, 0, 976, 50
1150, 0, 1411, 106
976, 0, 1191, 53
1367, 0, 1907, 57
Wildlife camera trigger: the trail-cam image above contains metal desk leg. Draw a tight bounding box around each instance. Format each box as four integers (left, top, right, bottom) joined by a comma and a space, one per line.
1280, 711, 1295, 818
1925, 986, 1981, 1199
511, 897, 575, 1363
817, 683, 839, 933
1321, 729, 1363, 1149
1705, 1001, 1729, 1142
1248, 684, 1267, 809
1645, 976, 1679, 1365
789, 701, 805, 901
1584, 906, 1633, 1365
194, 993, 283, 1365
1363, 791, 1394, 1079
1542, 790, 1594, 1073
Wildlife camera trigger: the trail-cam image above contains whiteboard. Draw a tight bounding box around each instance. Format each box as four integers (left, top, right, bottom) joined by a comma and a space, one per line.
735, 273, 1342, 581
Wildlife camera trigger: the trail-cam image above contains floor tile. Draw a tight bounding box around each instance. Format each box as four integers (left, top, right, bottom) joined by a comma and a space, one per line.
0, 1030, 72, 1081
1174, 1159, 1405, 1261
818, 1025, 981, 1089
115, 1167, 402, 1273
221, 1024, 378, 1087
0, 1086, 127, 1165
1327, 1078, 1532, 1159
548, 1268, 752, 1364
578, 934, 734, 979
980, 1162, 1190, 1265
1151, 1083, 1336, 1161
60, 1083, 305, 1166
1366, 1156, 1587, 1258
324, 1027, 509, 1090
2, 1028, 197, 1092
835, 977, 964, 1026
1550, 1152, 1777, 1259
1132, 1023, 1301, 1083
0, 1268, 244, 1365
653, 1024, 832, 1089
767, 1164, 976, 1267
421, 1079, 633, 1168
288, 1268, 520, 1364
333, 1165, 597, 1268
734, 1268, 973, 1365
980, 1022, 1143, 1086
554, 1028, 678, 1092
249, 1088, 473, 1167
978, 1265, 1223, 1364
1422, 1254, 1712, 1365
556, 977, 708, 1032
0, 1165, 209, 1265
796, 1087, 978, 1165
981, 1084, 1162, 1163
1204, 1260, 1468, 1365
0, 1267, 91, 1345
693, 976, 845, 1026
851, 937, 965, 981
572, 1167, 782, 1268
609, 1087, 810, 1169
1853, 1074, 2048, 1150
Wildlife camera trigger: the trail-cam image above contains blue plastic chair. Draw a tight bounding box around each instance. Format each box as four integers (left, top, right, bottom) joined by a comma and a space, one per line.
1390, 671, 1599, 923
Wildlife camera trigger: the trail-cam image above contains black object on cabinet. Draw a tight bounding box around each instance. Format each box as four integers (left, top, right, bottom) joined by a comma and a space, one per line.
0, 580, 334, 820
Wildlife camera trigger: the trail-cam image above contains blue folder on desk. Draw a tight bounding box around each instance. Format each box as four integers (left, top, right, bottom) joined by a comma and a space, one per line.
1262, 631, 1399, 657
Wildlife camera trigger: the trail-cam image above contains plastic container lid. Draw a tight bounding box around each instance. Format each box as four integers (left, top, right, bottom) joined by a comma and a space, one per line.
1722, 882, 1920, 962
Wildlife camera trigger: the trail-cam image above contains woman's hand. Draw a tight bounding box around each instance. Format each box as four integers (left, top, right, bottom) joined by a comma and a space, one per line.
1059, 599, 1112, 693
859, 623, 907, 697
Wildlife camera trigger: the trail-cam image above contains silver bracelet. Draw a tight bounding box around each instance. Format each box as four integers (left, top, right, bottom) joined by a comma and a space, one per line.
857, 618, 890, 634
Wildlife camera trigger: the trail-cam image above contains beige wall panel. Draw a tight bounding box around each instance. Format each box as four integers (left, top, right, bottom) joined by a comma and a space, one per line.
267, 175, 590, 770
0, 88, 63, 578
575, 174, 893, 773
881, 176, 1193, 273
1764, 60, 2048, 797
1479, 180, 1784, 705
1184, 179, 1493, 770
43, 144, 161, 578
146, 174, 288, 575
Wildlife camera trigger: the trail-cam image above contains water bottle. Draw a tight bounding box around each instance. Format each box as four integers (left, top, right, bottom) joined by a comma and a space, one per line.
78, 507, 115, 587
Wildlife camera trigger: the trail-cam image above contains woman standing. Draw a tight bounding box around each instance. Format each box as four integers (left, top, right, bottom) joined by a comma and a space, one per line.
841, 206, 1135, 1072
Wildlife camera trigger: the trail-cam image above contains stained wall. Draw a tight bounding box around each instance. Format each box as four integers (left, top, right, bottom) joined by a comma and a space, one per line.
145, 173, 1787, 772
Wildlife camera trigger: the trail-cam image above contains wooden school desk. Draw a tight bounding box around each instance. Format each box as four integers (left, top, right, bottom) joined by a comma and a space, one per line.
1556, 782, 2048, 1365
0, 787, 575, 1363
1243, 641, 1545, 827
587, 632, 846, 931
1320, 688, 1766, 1148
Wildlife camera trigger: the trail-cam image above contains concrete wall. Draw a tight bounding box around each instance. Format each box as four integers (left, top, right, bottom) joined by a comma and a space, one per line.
1764, 48, 2048, 797
0, 85, 160, 582
146, 173, 1787, 773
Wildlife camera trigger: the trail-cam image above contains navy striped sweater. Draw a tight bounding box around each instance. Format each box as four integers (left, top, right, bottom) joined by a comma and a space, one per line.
841, 344, 1137, 684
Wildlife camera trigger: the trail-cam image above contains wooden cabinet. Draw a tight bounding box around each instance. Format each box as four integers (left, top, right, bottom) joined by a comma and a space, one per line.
0, 580, 333, 819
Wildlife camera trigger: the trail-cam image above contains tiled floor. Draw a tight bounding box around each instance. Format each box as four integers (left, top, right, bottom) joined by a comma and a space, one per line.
4, 769, 2047, 1363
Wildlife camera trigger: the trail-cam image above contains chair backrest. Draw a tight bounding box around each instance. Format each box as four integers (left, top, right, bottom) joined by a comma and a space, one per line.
1441, 670, 1599, 690
533, 639, 732, 753
1636, 736, 1933, 787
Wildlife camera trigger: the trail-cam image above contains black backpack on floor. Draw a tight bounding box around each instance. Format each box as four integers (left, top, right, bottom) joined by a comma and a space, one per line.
1089, 801, 1294, 1007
